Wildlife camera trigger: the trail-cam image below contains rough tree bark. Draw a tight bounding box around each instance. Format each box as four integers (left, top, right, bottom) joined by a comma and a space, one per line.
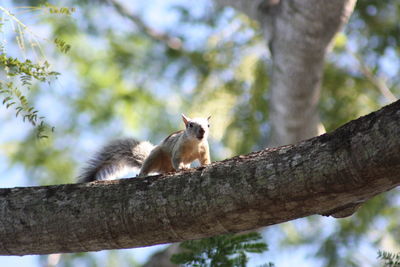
216, 0, 357, 146
1, 100, 400, 256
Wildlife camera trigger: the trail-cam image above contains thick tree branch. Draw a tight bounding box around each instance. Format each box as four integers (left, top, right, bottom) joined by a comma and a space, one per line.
1, 100, 400, 256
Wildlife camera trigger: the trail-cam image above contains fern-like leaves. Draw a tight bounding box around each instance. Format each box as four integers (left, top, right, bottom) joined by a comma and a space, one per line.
171, 232, 273, 267
378, 251, 400, 267
0, 5, 72, 138
0, 54, 58, 138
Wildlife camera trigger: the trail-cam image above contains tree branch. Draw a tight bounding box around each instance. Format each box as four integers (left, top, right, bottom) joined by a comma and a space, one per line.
348, 48, 398, 103
1, 100, 400, 256
106, 0, 183, 50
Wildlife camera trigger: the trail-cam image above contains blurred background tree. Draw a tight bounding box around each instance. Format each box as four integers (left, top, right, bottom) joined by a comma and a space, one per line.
0, 0, 399, 266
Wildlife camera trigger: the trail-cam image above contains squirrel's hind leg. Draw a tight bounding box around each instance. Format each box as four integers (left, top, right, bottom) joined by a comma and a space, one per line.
138, 147, 173, 177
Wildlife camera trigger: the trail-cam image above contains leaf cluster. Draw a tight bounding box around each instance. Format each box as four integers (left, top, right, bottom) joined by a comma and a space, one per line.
54, 38, 71, 54
44, 3, 76, 16
1, 54, 59, 81
0, 54, 58, 137
0, 4, 75, 138
170, 232, 272, 267
378, 251, 400, 267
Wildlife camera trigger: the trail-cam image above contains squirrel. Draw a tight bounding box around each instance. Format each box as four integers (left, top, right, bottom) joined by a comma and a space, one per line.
78, 114, 211, 182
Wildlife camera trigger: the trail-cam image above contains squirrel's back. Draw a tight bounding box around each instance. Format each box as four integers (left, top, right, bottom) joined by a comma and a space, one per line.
78, 138, 154, 182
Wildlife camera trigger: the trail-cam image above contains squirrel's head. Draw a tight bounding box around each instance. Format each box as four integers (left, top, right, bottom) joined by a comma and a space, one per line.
182, 114, 210, 141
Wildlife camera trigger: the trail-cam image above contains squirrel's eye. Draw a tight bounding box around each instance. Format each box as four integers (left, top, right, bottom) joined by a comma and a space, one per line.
189, 123, 193, 128
208, 124, 210, 128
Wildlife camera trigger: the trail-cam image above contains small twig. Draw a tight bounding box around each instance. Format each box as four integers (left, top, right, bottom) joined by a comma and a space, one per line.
348, 47, 397, 103
106, 0, 183, 50
0, 5, 48, 61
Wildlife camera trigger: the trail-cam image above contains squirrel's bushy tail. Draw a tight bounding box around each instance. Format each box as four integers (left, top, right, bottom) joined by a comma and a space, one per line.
78, 138, 155, 182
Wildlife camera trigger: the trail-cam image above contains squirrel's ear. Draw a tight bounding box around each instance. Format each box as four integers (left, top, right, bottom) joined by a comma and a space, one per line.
182, 114, 190, 126
207, 115, 211, 121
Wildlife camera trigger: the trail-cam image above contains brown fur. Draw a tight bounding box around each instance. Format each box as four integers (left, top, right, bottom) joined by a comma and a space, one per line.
138, 115, 211, 177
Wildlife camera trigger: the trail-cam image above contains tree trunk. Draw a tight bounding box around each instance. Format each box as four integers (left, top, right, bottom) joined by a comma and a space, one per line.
216, 0, 357, 145
1, 100, 400, 256
267, 0, 357, 145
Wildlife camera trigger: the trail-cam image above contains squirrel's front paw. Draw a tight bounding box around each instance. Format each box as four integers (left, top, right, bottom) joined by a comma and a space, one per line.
177, 164, 191, 171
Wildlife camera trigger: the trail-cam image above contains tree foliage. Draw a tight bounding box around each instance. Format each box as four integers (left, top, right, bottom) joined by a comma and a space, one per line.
171, 232, 272, 267
378, 251, 400, 267
0, 5, 74, 138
